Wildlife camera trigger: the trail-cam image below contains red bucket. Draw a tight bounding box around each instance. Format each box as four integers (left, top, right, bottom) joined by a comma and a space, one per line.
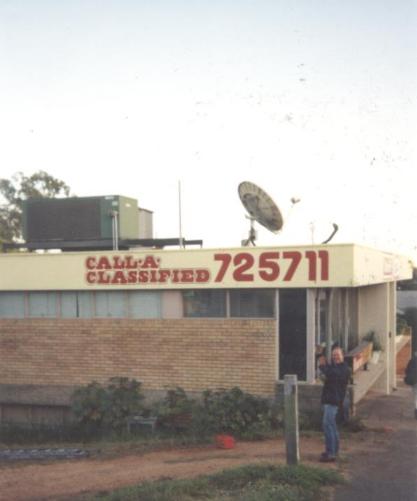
215, 434, 235, 449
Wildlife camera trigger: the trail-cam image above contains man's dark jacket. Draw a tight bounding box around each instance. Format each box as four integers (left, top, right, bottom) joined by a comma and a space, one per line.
320, 362, 351, 406
404, 356, 417, 386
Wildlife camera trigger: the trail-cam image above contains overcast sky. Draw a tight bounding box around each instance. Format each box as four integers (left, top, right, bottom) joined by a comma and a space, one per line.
1, 1, 416, 260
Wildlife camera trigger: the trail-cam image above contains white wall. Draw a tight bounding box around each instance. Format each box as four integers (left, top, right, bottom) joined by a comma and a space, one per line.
357, 283, 396, 394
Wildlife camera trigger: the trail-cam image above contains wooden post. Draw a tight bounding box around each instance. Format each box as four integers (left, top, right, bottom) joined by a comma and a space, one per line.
284, 374, 300, 465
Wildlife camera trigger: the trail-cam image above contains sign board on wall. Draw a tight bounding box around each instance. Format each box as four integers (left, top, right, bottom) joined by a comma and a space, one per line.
0, 244, 412, 291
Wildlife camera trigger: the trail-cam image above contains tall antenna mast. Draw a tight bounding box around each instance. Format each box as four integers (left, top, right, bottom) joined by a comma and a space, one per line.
178, 180, 184, 248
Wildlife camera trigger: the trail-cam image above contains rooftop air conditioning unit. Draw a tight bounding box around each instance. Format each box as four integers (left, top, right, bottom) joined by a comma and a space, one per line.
22, 195, 141, 242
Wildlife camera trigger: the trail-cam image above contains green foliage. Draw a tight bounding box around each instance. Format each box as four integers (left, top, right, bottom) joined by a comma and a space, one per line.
191, 387, 275, 438
362, 330, 382, 351
104, 377, 145, 430
146, 386, 279, 439
396, 315, 408, 335
71, 382, 109, 434
0, 170, 71, 242
71, 378, 144, 434
68, 384, 280, 440
91, 463, 344, 500
159, 387, 195, 415
152, 387, 195, 432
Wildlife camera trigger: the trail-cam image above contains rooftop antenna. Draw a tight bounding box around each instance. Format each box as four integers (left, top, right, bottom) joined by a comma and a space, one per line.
310, 221, 315, 244
311, 221, 339, 244
178, 180, 184, 248
322, 223, 339, 244
238, 181, 284, 246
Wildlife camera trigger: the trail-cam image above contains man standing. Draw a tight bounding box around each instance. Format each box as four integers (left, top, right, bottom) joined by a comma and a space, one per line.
318, 346, 351, 462
404, 351, 417, 419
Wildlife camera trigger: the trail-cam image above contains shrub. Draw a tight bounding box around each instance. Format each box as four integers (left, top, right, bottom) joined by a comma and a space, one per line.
191, 387, 275, 438
104, 377, 145, 430
71, 381, 108, 433
71, 377, 144, 434
153, 387, 195, 432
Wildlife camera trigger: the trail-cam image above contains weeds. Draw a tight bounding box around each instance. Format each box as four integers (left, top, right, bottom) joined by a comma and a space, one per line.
84, 463, 344, 500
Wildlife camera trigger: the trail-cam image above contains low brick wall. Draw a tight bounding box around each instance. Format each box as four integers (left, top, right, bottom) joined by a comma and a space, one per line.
275, 381, 323, 426
275, 381, 355, 427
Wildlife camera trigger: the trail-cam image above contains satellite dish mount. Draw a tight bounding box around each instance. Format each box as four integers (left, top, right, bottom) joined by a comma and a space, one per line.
243, 215, 257, 246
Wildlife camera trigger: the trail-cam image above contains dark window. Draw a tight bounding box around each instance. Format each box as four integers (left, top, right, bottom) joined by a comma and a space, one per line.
279, 289, 307, 381
0, 292, 25, 318
129, 291, 162, 318
230, 289, 275, 317
28, 292, 57, 317
183, 290, 226, 317
61, 291, 94, 318
61, 292, 77, 318
95, 291, 126, 318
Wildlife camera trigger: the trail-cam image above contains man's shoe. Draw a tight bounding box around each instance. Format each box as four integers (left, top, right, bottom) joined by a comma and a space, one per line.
319, 454, 336, 463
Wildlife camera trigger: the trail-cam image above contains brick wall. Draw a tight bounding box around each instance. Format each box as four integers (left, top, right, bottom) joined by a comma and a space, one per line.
0, 318, 277, 402
396, 336, 412, 376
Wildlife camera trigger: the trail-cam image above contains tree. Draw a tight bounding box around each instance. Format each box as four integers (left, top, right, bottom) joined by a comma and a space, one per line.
0, 171, 71, 243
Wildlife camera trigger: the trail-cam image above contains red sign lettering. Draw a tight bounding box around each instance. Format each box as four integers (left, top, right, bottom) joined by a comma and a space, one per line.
84, 250, 329, 286
213, 250, 329, 283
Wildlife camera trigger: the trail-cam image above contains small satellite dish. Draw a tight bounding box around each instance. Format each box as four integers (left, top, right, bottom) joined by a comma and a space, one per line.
238, 181, 284, 245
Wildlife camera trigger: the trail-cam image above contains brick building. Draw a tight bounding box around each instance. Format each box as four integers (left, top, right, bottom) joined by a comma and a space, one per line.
0, 244, 412, 424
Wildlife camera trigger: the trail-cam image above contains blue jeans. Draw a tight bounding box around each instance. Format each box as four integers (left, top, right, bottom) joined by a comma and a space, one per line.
322, 404, 339, 457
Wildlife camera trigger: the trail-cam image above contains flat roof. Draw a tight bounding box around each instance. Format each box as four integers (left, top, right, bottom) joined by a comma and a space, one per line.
0, 244, 412, 291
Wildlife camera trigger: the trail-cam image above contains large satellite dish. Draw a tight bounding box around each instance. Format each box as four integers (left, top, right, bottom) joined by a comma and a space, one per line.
238, 181, 283, 245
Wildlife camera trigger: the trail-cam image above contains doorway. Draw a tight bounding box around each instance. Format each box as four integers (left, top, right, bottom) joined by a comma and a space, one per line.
279, 289, 307, 380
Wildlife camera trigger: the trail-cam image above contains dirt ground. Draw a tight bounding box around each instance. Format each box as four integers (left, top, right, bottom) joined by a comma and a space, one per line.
0, 430, 386, 501
1, 380, 415, 501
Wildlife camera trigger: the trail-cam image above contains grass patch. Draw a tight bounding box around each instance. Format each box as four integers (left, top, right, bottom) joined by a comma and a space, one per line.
84, 463, 344, 501
0, 429, 215, 462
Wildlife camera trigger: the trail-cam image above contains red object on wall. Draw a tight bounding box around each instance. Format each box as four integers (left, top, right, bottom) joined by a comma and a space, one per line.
215, 434, 235, 449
